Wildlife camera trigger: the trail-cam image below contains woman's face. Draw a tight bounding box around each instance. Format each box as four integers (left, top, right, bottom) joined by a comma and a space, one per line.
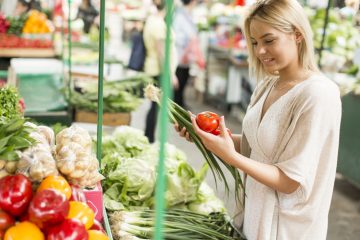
249, 19, 299, 74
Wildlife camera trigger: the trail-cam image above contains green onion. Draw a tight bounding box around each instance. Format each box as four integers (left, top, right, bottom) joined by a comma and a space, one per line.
110, 209, 244, 240
144, 85, 244, 203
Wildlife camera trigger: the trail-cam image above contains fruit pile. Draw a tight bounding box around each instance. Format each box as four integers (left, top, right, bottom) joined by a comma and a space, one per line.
0, 14, 10, 34
22, 10, 52, 34
0, 34, 53, 48
0, 174, 109, 240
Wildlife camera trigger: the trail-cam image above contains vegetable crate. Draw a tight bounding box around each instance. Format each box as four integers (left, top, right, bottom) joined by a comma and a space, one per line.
75, 110, 131, 126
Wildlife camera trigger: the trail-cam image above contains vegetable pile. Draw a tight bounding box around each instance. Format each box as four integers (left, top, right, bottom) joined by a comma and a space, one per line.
0, 86, 23, 119
144, 85, 244, 202
100, 126, 243, 239
0, 174, 110, 240
68, 74, 153, 113
110, 209, 243, 240
101, 126, 220, 213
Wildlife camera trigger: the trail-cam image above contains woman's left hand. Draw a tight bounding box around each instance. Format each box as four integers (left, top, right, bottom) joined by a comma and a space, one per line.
190, 112, 237, 162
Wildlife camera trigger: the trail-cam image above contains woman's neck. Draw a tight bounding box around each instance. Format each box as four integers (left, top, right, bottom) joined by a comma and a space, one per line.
277, 61, 310, 86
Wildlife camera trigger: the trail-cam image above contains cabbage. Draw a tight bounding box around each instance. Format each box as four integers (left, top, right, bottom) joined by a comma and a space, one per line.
165, 162, 208, 207
187, 182, 226, 215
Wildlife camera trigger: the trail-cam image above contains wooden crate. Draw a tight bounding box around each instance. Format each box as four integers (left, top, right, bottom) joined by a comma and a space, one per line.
75, 110, 131, 126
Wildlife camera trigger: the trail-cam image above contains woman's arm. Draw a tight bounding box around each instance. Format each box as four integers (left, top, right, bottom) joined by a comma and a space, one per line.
232, 134, 241, 153
191, 115, 300, 194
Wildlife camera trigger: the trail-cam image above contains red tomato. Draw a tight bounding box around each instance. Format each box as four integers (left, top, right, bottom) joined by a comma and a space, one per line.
211, 127, 232, 136
196, 111, 220, 132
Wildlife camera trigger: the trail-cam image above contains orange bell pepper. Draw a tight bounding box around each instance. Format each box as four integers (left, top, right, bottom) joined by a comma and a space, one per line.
37, 176, 72, 200
67, 201, 95, 230
4, 221, 44, 240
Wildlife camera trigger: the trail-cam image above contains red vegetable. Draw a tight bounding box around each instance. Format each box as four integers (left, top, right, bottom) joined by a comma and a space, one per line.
211, 127, 232, 136
196, 111, 220, 132
0, 210, 15, 232
47, 218, 89, 240
0, 174, 33, 216
90, 219, 105, 233
28, 189, 70, 226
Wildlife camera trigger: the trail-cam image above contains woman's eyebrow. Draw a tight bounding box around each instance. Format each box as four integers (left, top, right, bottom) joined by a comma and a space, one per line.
250, 33, 274, 40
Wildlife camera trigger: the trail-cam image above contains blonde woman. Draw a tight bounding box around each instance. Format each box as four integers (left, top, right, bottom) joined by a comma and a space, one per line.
175, 0, 342, 239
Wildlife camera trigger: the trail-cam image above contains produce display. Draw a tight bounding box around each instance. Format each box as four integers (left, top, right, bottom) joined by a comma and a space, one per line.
100, 126, 242, 239
0, 10, 54, 50
69, 74, 153, 113
22, 10, 52, 34
55, 126, 104, 188
101, 126, 212, 211
0, 174, 110, 239
0, 34, 53, 48
110, 209, 243, 240
6, 15, 27, 36
144, 84, 244, 200
0, 86, 24, 119
306, 7, 360, 73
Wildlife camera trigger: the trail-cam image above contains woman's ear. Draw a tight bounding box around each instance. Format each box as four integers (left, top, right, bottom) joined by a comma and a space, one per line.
294, 30, 303, 44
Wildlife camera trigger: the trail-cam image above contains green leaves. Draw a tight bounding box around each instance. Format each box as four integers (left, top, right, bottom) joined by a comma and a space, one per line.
0, 118, 35, 161
67, 74, 153, 113
0, 86, 22, 119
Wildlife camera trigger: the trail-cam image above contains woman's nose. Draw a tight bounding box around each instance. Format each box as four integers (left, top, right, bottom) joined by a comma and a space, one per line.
257, 45, 266, 55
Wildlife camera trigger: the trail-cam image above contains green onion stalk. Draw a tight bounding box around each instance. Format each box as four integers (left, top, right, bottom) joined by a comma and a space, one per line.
144, 85, 244, 202
110, 209, 244, 240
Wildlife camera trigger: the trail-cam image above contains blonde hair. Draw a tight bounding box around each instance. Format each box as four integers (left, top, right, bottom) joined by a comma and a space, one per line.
243, 0, 318, 81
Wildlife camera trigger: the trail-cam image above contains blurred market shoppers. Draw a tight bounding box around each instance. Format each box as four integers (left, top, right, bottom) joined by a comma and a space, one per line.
144, 0, 178, 143
76, 0, 98, 33
4, 0, 31, 17
175, 0, 341, 239
173, 0, 205, 109
340, 0, 360, 20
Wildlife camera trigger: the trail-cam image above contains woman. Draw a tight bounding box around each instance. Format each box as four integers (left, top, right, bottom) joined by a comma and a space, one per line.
175, 0, 342, 239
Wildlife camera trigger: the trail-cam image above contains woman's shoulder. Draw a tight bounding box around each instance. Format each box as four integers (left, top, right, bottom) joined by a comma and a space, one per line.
296, 73, 341, 107
302, 73, 340, 97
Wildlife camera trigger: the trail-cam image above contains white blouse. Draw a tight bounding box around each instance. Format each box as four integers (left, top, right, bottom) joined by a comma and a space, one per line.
241, 74, 342, 240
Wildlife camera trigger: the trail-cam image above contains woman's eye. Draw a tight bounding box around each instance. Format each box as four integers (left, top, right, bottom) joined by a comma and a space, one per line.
265, 39, 274, 44
251, 42, 258, 46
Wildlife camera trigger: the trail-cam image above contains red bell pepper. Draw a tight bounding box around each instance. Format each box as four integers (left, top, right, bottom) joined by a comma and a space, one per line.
0, 210, 15, 232
90, 219, 105, 233
47, 218, 89, 240
0, 174, 33, 216
28, 189, 70, 226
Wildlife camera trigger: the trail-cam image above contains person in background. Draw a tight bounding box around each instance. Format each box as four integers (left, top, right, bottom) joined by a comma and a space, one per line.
13, 0, 31, 17
172, 0, 198, 109
175, 0, 342, 239
340, 0, 360, 20
76, 0, 99, 33
143, 0, 178, 143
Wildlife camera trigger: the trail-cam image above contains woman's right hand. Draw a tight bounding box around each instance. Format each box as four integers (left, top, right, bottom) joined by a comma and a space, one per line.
174, 123, 192, 142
